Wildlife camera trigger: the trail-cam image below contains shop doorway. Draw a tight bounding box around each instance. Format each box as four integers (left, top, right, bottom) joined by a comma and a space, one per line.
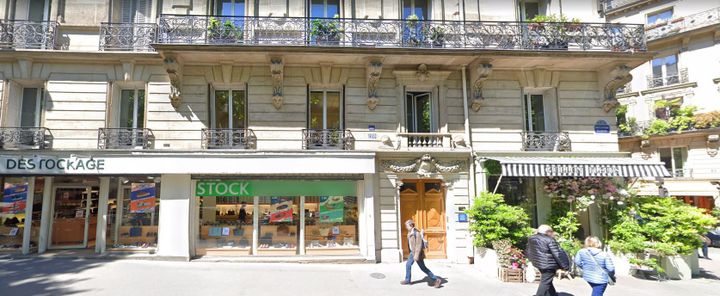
400, 179, 446, 259
49, 186, 99, 249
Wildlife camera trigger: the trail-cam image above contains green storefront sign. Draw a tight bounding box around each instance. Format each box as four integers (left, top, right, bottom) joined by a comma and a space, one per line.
195, 180, 357, 197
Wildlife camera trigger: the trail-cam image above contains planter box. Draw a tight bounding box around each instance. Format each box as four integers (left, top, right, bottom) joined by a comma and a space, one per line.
610, 251, 632, 276
474, 247, 499, 278
499, 267, 525, 282
661, 251, 698, 280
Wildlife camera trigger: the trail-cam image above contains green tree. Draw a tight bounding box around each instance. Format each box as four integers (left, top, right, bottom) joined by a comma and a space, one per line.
466, 192, 534, 249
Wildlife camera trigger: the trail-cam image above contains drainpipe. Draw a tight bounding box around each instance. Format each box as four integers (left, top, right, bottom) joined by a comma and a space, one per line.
461, 65, 475, 198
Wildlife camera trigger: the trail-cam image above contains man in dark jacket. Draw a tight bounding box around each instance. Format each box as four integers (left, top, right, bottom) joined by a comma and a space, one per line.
526, 225, 570, 296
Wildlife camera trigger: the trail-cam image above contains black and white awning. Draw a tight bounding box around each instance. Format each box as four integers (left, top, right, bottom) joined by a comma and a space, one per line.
484, 157, 671, 178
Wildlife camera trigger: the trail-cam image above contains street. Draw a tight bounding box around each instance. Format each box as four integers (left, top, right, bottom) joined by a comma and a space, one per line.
1, 249, 719, 296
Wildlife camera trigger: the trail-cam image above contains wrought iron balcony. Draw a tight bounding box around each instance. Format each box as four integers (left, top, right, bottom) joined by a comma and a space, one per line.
302, 129, 354, 150
0, 20, 58, 49
201, 128, 256, 149
99, 22, 157, 51
0, 127, 53, 149
646, 68, 689, 89
157, 15, 646, 52
646, 7, 720, 42
398, 133, 453, 149
521, 132, 572, 151
98, 128, 154, 149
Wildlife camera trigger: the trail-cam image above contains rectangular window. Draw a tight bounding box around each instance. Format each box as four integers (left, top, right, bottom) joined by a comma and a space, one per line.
659, 147, 688, 177
309, 90, 342, 130
524, 94, 545, 132
28, 0, 50, 22
310, 0, 340, 18
107, 178, 161, 251
647, 8, 673, 25
121, 0, 153, 23
520, 1, 540, 21
651, 54, 679, 87
211, 89, 246, 129
119, 89, 145, 129
20, 88, 43, 127
217, 0, 246, 16
402, 0, 429, 19
405, 92, 434, 133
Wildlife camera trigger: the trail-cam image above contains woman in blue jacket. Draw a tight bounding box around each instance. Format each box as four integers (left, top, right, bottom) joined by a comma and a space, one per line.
574, 236, 615, 296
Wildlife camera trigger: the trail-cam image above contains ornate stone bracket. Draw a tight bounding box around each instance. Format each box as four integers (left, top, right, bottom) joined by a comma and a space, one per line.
381, 154, 467, 177
707, 135, 719, 157
163, 56, 182, 109
471, 63, 493, 112
366, 59, 383, 110
640, 139, 653, 160
603, 65, 632, 113
270, 57, 284, 110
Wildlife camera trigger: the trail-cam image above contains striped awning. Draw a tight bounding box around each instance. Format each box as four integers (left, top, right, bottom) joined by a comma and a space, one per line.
484, 157, 671, 178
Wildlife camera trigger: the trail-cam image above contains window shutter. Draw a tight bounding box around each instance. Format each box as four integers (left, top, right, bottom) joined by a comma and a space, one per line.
121, 0, 133, 23
136, 0, 152, 23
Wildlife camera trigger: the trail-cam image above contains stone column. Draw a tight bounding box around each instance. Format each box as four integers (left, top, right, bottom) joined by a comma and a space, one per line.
95, 177, 110, 253
156, 174, 192, 260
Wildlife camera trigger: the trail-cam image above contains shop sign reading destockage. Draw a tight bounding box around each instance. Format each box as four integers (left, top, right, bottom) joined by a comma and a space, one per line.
195, 180, 356, 197
1, 155, 106, 174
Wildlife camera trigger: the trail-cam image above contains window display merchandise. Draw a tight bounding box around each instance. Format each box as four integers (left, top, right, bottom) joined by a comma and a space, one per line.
197, 196, 254, 256
108, 178, 160, 251
258, 196, 298, 255
0, 177, 29, 251
304, 196, 359, 255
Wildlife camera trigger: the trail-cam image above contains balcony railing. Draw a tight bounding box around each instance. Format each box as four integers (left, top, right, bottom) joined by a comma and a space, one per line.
521, 132, 572, 151
157, 15, 646, 52
98, 128, 154, 149
397, 133, 453, 148
302, 129, 354, 150
99, 22, 157, 51
601, 0, 650, 14
201, 128, 256, 149
0, 127, 53, 149
0, 20, 58, 49
646, 68, 689, 89
646, 7, 720, 41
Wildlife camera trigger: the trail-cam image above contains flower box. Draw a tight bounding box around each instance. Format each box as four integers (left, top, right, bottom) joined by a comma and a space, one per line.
498, 267, 525, 283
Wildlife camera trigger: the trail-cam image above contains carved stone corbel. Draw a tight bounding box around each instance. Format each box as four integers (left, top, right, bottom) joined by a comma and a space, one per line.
163, 56, 182, 109
366, 59, 383, 110
416, 64, 430, 82
471, 63, 493, 112
707, 134, 719, 157
603, 65, 632, 113
270, 57, 284, 110
640, 139, 653, 160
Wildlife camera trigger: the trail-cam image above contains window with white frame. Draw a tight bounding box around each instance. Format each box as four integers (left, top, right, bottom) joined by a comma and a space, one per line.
658, 147, 687, 178
310, 0, 340, 18
20, 88, 43, 127
309, 90, 342, 130
216, 0, 246, 16
650, 54, 679, 88
211, 88, 247, 129
519, 0, 542, 21
402, 0, 429, 19
28, 0, 51, 22
647, 8, 673, 25
405, 91, 436, 133
522, 93, 559, 133
120, 0, 153, 23
119, 89, 146, 129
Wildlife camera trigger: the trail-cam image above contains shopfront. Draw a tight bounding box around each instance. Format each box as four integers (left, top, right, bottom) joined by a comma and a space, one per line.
193, 179, 362, 257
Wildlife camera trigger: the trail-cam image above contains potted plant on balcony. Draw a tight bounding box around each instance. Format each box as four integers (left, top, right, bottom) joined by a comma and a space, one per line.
207, 17, 243, 44
564, 17, 583, 32
405, 14, 424, 47
427, 26, 445, 47
310, 14, 343, 45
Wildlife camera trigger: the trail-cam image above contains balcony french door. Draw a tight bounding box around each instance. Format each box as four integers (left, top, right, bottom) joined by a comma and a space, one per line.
121, 0, 153, 23
402, 0, 429, 19
210, 89, 247, 148
310, 0, 340, 17
308, 90, 342, 148
405, 92, 434, 133
118, 89, 146, 148
20, 88, 43, 127
524, 94, 546, 132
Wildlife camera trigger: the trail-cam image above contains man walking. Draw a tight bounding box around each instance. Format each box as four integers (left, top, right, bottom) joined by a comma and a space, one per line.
401, 219, 442, 288
526, 225, 570, 296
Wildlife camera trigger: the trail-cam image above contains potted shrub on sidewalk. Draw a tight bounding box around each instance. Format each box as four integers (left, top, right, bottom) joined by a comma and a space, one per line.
466, 192, 533, 278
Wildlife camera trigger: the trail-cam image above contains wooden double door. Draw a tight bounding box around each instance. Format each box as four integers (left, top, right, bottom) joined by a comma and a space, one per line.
400, 179, 446, 259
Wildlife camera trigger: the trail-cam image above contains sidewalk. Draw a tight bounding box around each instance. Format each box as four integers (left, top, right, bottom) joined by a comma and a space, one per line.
0, 248, 718, 296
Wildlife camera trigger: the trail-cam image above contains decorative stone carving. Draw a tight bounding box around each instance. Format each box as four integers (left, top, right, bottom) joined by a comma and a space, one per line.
270, 57, 284, 110
453, 135, 467, 148
416, 64, 430, 82
366, 60, 383, 110
603, 65, 633, 113
471, 63, 493, 112
163, 56, 183, 109
379, 135, 395, 149
707, 134, 719, 157
381, 154, 466, 177
640, 139, 653, 159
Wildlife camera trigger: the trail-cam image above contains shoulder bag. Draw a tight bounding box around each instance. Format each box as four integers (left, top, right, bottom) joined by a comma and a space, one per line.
587, 249, 616, 286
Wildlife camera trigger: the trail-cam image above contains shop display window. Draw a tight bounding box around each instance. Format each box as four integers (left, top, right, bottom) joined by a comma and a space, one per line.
258, 196, 298, 255
197, 196, 254, 256
0, 177, 40, 252
108, 178, 160, 250
304, 196, 359, 255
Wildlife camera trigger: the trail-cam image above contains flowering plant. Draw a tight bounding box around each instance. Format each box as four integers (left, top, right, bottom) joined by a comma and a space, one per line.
493, 239, 528, 269
543, 177, 627, 211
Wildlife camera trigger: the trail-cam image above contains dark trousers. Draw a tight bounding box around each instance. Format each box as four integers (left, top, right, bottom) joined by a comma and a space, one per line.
536, 269, 558, 296
589, 282, 608, 296
701, 241, 709, 258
